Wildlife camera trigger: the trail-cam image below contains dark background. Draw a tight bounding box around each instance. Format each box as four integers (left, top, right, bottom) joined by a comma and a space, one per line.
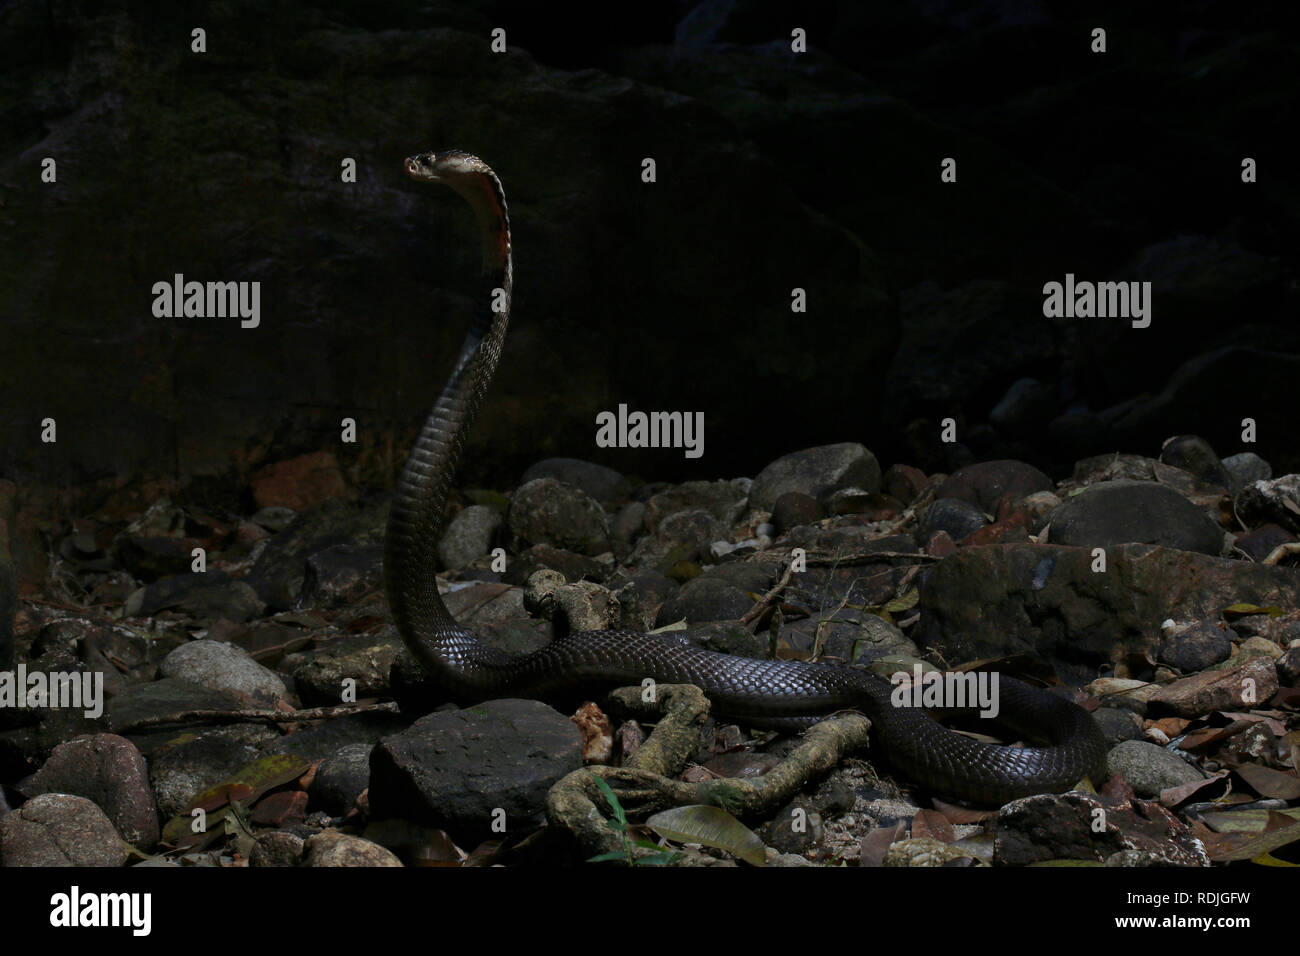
2, 0, 1298, 512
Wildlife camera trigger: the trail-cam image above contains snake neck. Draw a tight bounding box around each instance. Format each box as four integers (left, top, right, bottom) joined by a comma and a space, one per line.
385, 156, 512, 678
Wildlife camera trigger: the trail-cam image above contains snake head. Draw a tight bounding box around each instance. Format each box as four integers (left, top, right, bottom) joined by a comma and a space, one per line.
405, 150, 490, 183
405, 150, 511, 276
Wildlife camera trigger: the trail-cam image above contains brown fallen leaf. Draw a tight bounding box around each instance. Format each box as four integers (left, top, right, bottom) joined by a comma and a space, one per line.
1218, 712, 1287, 735
1233, 763, 1300, 800
1149, 716, 1191, 737
929, 797, 997, 825
911, 808, 955, 843
859, 821, 906, 868
1179, 719, 1259, 751
1204, 819, 1300, 863
1159, 772, 1229, 807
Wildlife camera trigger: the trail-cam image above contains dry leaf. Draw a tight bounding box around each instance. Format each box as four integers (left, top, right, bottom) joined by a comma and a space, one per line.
1233, 764, 1300, 800
859, 821, 906, 868
911, 808, 955, 843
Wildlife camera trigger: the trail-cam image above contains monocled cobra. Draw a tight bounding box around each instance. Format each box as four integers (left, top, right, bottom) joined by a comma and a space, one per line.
385, 150, 1109, 804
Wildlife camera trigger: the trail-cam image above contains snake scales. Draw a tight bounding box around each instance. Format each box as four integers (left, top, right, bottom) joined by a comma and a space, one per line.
385, 150, 1109, 804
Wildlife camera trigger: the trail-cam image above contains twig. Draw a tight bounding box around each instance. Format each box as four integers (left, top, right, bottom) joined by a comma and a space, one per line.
739, 560, 795, 626
113, 700, 399, 733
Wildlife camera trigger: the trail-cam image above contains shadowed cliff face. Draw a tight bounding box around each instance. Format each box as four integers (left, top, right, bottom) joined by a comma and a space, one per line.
2, 0, 1298, 503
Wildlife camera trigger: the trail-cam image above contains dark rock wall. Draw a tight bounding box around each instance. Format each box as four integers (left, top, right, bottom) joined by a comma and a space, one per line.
1, 0, 1297, 501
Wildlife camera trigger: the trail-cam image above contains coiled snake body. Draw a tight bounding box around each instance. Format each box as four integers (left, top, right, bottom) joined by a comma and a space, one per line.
386, 150, 1108, 804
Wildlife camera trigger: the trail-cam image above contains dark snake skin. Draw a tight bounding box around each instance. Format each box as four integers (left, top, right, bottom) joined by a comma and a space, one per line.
385, 150, 1109, 804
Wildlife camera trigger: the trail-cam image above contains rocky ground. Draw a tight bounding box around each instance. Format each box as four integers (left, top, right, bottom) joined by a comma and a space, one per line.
1, 434, 1297, 866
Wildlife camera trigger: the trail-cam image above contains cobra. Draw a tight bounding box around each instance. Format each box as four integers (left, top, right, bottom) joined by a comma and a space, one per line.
385, 150, 1109, 804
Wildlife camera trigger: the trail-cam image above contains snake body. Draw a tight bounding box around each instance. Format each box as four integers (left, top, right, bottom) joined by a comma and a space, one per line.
386, 150, 1109, 804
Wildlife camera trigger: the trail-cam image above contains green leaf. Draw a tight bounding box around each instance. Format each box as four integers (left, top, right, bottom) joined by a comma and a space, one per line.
1223, 603, 1283, 618
184, 753, 312, 815
645, 805, 766, 866
591, 774, 627, 828
883, 589, 919, 613
586, 851, 628, 864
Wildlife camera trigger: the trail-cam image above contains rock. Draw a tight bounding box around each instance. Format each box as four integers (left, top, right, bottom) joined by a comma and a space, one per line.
1158, 435, 1232, 489
1092, 707, 1144, 744
994, 792, 1208, 866
934, 460, 1053, 513
507, 478, 610, 556
16, 734, 159, 849
298, 543, 384, 609
917, 543, 1300, 681
1104, 349, 1300, 475
1072, 453, 1159, 485
1277, 646, 1300, 686
250, 506, 298, 533
292, 635, 402, 707
881, 464, 929, 506
444, 582, 529, 628
607, 568, 677, 629
748, 443, 881, 513
770, 492, 821, 534
1149, 658, 1280, 717
0, 524, 14, 668
250, 451, 348, 511
1237, 474, 1300, 534
1156, 621, 1233, 673
654, 575, 755, 627
0, 793, 128, 867
646, 480, 748, 532
1105, 740, 1206, 797
368, 699, 582, 840
437, 505, 502, 570
127, 571, 264, 623
519, 458, 631, 509
629, 507, 725, 572
768, 852, 814, 867
1234, 523, 1296, 562
250, 830, 305, 867
766, 799, 821, 855
1047, 480, 1224, 555
1221, 452, 1271, 493
29, 617, 158, 698
1083, 679, 1162, 715
107, 678, 248, 736
303, 830, 402, 867
608, 501, 647, 550
160, 640, 288, 707
311, 743, 373, 816
918, 497, 988, 543
147, 734, 263, 818
243, 498, 389, 612
502, 544, 605, 587
264, 710, 409, 763
680, 621, 769, 660
112, 535, 205, 581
